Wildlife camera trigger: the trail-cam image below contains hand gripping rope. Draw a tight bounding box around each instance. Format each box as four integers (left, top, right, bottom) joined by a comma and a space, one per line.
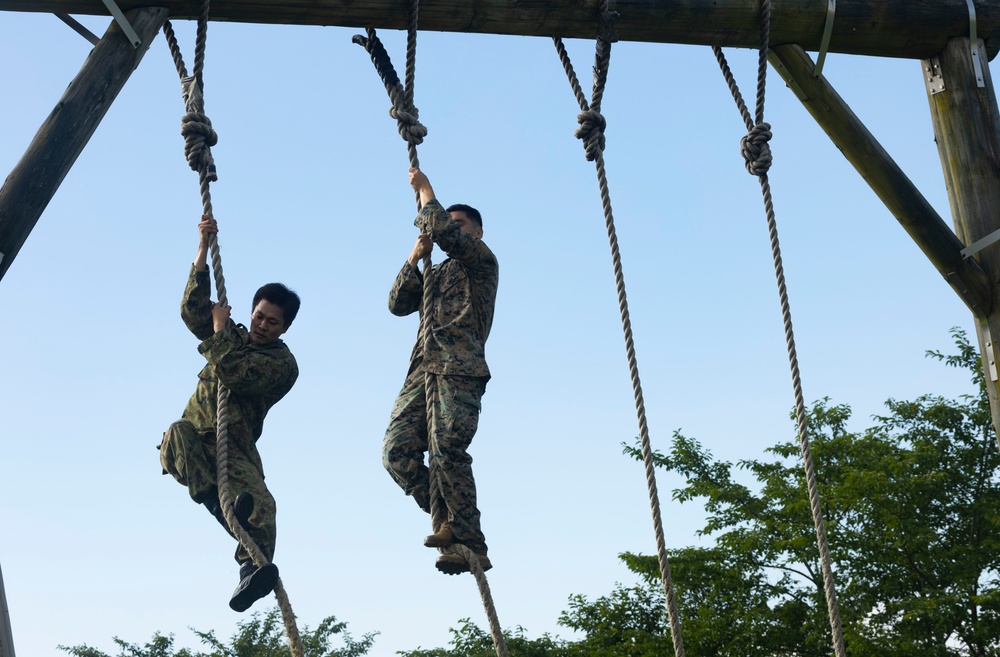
552, 5, 687, 655
711, 1, 846, 654
353, 10, 508, 657
161, 4, 304, 655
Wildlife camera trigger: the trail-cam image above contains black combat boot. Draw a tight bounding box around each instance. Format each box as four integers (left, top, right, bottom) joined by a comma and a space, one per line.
203, 491, 255, 535
229, 560, 279, 612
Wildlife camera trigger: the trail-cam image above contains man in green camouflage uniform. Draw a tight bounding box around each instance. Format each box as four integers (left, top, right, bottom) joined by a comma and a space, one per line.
384, 168, 499, 575
159, 215, 300, 611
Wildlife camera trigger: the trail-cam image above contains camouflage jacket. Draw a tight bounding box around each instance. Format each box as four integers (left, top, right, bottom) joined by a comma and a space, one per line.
388, 199, 499, 378
180, 266, 298, 474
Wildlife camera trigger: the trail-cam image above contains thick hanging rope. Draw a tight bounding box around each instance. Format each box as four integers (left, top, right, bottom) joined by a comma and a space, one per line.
711, 2, 846, 655
552, 7, 686, 656
354, 14, 508, 657
161, 9, 304, 657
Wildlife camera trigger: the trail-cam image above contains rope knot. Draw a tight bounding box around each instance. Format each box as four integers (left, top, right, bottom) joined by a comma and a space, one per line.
740, 122, 772, 177
575, 108, 607, 161
390, 103, 428, 146
181, 111, 219, 181
179, 75, 218, 181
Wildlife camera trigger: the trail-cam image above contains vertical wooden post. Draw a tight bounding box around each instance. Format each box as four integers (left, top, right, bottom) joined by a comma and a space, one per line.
925, 37, 1000, 444
0, 563, 13, 657
0, 7, 169, 282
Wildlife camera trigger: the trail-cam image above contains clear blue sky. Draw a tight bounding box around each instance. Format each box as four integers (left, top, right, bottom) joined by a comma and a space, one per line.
0, 9, 990, 656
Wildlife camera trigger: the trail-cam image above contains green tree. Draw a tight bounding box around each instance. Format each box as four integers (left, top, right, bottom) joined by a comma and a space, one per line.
600, 327, 1000, 655
558, 582, 675, 657
396, 618, 570, 657
59, 608, 376, 657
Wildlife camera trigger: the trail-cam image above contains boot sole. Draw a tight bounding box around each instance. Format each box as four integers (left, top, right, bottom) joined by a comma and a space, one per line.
229, 562, 279, 612
435, 554, 492, 575
435, 556, 469, 575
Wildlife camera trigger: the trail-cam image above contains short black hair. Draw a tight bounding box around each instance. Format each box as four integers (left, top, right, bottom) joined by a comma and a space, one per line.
253, 283, 301, 328
447, 203, 483, 229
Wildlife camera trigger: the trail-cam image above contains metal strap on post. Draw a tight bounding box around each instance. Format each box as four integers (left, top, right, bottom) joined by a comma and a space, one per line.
100, 0, 142, 47
983, 324, 1000, 382
966, 0, 985, 87
814, 0, 835, 78
960, 227, 1000, 258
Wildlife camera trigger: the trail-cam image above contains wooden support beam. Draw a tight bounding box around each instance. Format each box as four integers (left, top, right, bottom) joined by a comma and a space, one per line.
767, 44, 992, 316
925, 37, 1000, 445
0, 563, 13, 657
2, 0, 1000, 60
0, 7, 168, 282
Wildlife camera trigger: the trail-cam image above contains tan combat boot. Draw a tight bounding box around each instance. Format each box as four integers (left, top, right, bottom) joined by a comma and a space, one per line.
424, 522, 455, 548
435, 551, 492, 575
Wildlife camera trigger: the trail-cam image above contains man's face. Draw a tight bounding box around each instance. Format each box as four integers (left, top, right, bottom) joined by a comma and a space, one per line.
451, 211, 483, 239
249, 300, 288, 345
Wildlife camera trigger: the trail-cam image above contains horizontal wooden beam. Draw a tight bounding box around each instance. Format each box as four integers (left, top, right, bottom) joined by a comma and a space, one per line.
3, 0, 1000, 60
767, 43, 994, 316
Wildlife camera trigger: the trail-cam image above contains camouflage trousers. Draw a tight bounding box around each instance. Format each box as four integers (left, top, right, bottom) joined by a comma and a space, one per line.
159, 419, 277, 565
383, 371, 489, 554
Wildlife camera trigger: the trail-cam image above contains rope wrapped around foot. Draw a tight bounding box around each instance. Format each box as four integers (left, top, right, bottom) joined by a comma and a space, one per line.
575, 108, 606, 161
740, 122, 772, 177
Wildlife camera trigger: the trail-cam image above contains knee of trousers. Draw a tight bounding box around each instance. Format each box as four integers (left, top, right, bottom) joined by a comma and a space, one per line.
159, 420, 200, 473
382, 430, 421, 472
161, 419, 201, 450
381, 440, 395, 472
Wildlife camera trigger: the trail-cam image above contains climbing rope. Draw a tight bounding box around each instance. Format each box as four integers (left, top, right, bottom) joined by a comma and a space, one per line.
161, 7, 304, 656
711, 2, 846, 655
552, 7, 685, 656
354, 13, 508, 657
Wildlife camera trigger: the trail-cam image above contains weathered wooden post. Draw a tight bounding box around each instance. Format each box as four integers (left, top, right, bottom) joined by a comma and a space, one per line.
0, 7, 168, 281
924, 36, 1000, 444
0, 563, 14, 657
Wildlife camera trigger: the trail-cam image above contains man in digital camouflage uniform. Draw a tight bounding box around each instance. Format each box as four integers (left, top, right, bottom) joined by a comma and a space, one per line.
159, 214, 300, 611
383, 168, 499, 575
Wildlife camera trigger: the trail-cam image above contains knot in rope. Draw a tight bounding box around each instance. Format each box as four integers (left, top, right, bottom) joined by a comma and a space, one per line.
575, 108, 607, 161
390, 103, 428, 146
179, 75, 218, 181
181, 111, 219, 181
740, 122, 772, 177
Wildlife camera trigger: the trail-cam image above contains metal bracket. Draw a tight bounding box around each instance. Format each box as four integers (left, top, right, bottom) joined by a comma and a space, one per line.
100, 0, 141, 48
967, 0, 986, 87
54, 13, 101, 46
814, 0, 835, 78
961, 228, 1000, 259
922, 57, 946, 95
984, 323, 999, 381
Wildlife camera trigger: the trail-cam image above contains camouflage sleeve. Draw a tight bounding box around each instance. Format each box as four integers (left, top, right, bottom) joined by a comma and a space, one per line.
414, 199, 497, 273
388, 261, 423, 317
181, 265, 215, 340
198, 328, 299, 397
